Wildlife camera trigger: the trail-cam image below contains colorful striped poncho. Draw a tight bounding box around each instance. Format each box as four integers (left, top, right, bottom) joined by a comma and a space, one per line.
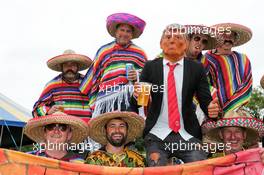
79, 41, 147, 117
204, 51, 252, 113
32, 73, 91, 119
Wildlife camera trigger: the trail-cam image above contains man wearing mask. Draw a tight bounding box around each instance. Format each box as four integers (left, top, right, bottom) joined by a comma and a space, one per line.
131, 24, 220, 166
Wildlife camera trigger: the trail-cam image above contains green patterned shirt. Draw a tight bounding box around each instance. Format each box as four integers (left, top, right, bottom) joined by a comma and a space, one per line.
85, 147, 145, 167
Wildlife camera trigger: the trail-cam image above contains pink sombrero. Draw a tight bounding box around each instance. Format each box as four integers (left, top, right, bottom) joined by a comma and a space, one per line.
184, 24, 217, 50
106, 13, 146, 39
47, 49, 92, 72
89, 111, 144, 145
211, 23, 252, 47
24, 112, 89, 144
202, 110, 264, 145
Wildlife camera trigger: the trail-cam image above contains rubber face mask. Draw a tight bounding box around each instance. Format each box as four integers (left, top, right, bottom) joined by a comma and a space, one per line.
160, 29, 187, 62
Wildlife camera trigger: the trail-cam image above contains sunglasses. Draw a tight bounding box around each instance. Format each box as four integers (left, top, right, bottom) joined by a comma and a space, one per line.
193, 36, 208, 45
224, 40, 234, 45
44, 124, 69, 132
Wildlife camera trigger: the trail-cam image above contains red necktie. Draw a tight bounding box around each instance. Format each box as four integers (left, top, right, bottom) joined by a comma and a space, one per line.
167, 63, 181, 133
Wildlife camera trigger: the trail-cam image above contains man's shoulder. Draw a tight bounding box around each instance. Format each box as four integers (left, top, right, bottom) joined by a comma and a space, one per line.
145, 57, 163, 65
45, 74, 62, 85
63, 151, 84, 162
85, 150, 109, 163
184, 58, 204, 69
205, 50, 249, 59
88, 150, 108, 157
232, 51, 249, 59
97, 41, 116, 51
129, 43, 145, 52
125, 148, 145, 161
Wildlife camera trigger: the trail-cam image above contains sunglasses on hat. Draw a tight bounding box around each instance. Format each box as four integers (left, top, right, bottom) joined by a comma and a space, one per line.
44, 123, 69, 132
193, 36, 208, 45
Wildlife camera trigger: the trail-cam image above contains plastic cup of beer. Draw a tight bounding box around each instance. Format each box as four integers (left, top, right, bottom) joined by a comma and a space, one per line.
137, 82, 151, 106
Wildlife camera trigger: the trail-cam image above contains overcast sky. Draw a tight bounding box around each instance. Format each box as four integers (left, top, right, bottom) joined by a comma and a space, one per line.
0, 0, 263, 111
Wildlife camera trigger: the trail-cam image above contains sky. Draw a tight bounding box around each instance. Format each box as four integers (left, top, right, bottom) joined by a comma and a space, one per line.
0, 0, 263, 111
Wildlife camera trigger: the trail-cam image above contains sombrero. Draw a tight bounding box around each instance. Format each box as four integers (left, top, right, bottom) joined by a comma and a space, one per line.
211, 23, 252, 47
260, 75, 264, 89
47, 49, 92, 72
202, 110, 264, 145
24, 112, 89, 144
184, 25, 217, 50
89, 111, 144, 145
106, 13, 146, 39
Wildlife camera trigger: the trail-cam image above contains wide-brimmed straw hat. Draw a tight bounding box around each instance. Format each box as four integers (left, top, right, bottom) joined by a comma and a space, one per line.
211, 23, 252, 47
106, 13, 146, 39
47, 49, 92, 72
260, 75, 264, 89
24, 112, 89, 144
202, 110, 264, 145
184, 25, 217, 50
89, 111, 144, 145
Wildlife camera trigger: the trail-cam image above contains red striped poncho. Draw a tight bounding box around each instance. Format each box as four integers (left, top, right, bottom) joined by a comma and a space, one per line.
79, 41, 147, 117
32, 73, 91, 119
204, 50, 252, 113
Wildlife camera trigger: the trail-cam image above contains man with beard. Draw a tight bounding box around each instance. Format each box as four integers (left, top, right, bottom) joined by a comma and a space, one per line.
24, 112, 89, 162
32, 49, 92, 119
85, 111, 145, 167
131, 24, 220, 166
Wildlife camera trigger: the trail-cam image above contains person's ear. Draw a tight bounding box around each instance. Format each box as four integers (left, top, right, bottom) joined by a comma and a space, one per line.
219, 129, 223, 140
67, 130, 73, 142
160, 37, 164, 49
60, 64, 64, 72
243, 130, 247, 140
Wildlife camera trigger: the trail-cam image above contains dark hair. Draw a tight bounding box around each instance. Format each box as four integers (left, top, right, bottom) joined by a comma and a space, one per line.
187, 33, 194, 40
105, 117, 129, 129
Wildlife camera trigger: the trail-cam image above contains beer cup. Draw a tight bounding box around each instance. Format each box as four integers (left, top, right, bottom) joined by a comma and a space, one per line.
137, 82, 151, 106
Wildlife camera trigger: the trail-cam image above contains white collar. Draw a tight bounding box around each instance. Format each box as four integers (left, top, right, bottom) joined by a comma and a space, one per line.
163, 57, 184, 66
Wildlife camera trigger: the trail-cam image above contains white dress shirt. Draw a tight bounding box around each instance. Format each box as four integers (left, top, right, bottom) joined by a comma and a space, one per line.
150, 58, 193, 141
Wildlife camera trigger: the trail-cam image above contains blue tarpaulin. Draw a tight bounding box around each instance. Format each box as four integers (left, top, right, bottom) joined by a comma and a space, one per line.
0, 93, 32, 148
0, 93, 32, 127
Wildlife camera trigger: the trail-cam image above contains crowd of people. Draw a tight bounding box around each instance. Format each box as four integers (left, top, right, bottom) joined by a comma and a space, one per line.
24, 12, 264, 167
